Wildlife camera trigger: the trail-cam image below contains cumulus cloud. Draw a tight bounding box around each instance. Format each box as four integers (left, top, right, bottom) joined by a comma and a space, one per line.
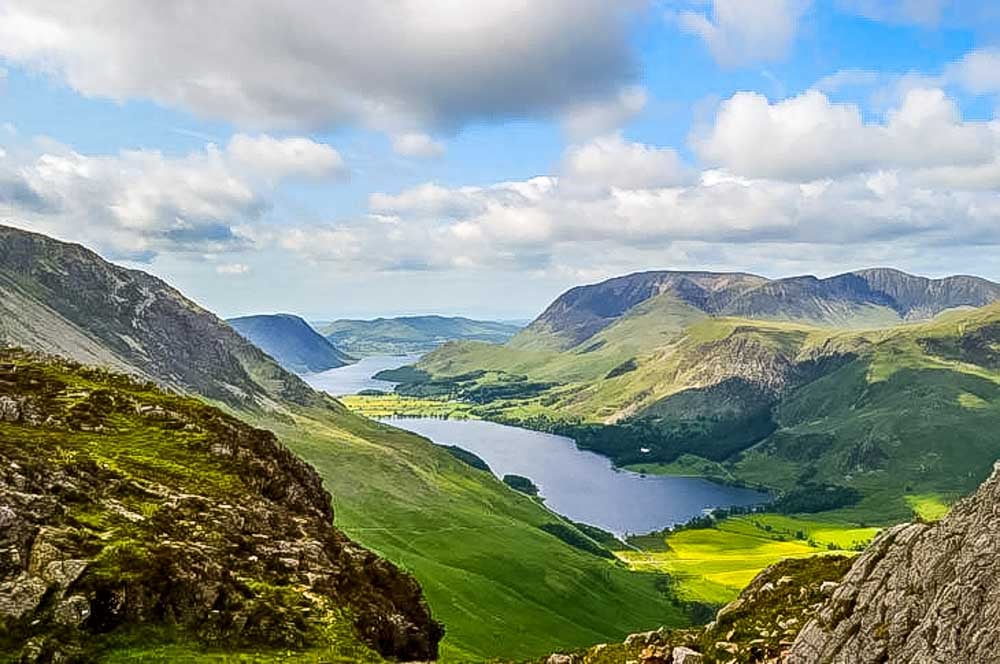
265, 85, 1000, 274
0, 1, 639, 132
944, 48, 1000, 95
562, 133, 690, 192
0, 133, 343, 260
391, 133, 446, 159
693, 87, 995, 180
226, 134, 345, 180
676, 0, 811, 66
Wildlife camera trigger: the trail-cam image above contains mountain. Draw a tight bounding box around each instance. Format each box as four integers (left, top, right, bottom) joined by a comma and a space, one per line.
320, 315, 522, 356
405, 270, 1000, 523
0, 225, 688, 661
228, 313, 353, 373
0, 226, 316, 409
0, 349, 441, 662
519, 268, 1000, 350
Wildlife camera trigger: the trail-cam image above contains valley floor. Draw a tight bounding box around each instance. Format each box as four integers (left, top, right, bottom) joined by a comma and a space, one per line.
335, 393, 909, 610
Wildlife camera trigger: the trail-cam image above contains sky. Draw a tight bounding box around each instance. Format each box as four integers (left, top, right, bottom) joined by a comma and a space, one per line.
2, 1, 1000, 320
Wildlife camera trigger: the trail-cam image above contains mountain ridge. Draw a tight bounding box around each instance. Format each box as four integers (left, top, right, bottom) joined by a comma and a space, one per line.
521, 268, 1000, 350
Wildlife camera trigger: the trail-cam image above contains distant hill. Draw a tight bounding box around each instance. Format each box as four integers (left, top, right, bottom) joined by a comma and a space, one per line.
228, 313, 353, 373
321, 315, 522, 356
521, 268, 1000, 350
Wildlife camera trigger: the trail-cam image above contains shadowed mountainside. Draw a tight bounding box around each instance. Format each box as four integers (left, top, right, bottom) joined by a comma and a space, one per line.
228, 313, 354, 374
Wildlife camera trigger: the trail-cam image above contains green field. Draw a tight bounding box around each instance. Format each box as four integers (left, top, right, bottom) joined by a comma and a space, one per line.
617, 515, 880, 605
258, 405, 690, 662
340, 394, 478, 420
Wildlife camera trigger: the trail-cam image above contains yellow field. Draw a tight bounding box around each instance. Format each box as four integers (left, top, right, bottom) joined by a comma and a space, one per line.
340, 394, 477, 420
617, 515, 881, 605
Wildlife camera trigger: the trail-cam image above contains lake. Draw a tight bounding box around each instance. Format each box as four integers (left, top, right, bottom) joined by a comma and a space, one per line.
384, 417, 770, 537
305, 354, 771, 537
304, 353, 423, 395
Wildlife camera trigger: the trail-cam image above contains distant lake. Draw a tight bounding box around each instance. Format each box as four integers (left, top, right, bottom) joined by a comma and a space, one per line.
304, 354, 422, 396
306, 354, 771, 537
384, 417, 770, 537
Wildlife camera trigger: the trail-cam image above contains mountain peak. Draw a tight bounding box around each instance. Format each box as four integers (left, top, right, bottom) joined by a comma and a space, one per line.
0, 224, 318, 408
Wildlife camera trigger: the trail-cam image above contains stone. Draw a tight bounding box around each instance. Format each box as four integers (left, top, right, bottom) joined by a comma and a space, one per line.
546, 655, 577, 664
54, 595, 92, 626
42, 559, 88, 588
818, 580, 838, 595
789, 461, 1000, 663
672, 645, 704, 663
0, 396, 20, 421
0, 574, 48, 618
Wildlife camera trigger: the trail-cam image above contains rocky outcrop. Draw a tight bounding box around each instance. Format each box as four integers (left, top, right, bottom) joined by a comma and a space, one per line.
788, 462, 1000, 663
0, 350, 443, 662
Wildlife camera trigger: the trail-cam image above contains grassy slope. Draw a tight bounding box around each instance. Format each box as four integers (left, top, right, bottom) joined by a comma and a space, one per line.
254, 404, 688, 662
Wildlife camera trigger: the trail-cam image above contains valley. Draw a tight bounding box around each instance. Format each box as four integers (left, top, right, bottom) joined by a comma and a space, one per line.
3, 225, 999, 663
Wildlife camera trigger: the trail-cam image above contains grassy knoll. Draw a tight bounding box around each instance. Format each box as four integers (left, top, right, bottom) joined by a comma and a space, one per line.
616, 515, 879, 605
257, 405, 690, 662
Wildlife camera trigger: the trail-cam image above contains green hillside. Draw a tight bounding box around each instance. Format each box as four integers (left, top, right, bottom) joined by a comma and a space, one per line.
405, 293, 1000, 525
0, 350, 440, 664
256, 403, 690, 662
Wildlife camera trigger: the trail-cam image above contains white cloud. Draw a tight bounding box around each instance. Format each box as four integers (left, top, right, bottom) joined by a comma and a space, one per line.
944, 48, 1000, 95
216, 262, 250, 275
676, 0, 810, 66
226, 134, 345, 180
0, 133, 344, 261
561, 86, 648, 140
0, 1, 639, 132
266, 90, 1000, 274
562, 133, 690, 192
391, 133, 446, 159
693, 87, 995, 180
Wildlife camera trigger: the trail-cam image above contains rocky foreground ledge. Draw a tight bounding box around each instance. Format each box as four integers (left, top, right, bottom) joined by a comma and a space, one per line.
0, 350, 443, 662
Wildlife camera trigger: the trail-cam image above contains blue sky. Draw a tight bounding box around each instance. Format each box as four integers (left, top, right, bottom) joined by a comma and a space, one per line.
2, 1, 1000, 320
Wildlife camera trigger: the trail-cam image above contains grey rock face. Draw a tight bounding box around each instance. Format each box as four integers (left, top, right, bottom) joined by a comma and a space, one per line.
789, 462, 1000, 663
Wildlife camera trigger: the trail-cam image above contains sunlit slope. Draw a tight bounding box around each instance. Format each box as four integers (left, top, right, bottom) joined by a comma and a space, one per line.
261, 405, 687, 662
414, 300, 1000, 523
